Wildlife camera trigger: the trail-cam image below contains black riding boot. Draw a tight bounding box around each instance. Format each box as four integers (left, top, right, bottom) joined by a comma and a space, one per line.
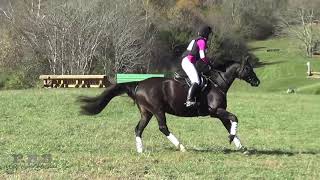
185, 83, 199, 107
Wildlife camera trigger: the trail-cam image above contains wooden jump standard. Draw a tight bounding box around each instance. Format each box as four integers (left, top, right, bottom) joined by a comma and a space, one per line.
39, 75, 110, 88
306, 62, 320, 79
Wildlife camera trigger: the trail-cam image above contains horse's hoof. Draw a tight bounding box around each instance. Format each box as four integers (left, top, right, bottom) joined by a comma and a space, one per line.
228, 135, 235, 144
239, 147, 250, 155
179, 144, 186, 152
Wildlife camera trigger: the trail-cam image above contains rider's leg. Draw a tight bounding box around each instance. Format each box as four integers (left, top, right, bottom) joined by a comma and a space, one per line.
181, 57, 200, 107
186, 83, 199, 106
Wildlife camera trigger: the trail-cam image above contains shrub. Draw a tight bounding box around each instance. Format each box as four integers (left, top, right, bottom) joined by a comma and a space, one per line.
209, 33, 259, 65
2, 71, 36, 89
4, 72, 25, 89
0, 72, 9, 89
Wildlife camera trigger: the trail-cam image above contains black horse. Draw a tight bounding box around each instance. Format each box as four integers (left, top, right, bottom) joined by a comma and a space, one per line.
79, 59, 260, 153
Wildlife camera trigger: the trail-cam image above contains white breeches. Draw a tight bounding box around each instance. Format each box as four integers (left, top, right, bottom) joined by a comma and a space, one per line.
181, 57, 200, 85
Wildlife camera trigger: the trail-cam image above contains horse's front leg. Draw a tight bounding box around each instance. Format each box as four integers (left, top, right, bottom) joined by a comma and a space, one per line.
215, 108, 238, 142
219, 116, 244, 150
211, 108, 244, 150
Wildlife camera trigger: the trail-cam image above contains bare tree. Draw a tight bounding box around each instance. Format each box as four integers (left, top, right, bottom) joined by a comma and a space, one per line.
1, 1, 113, 75
97, 0, 156, 74
281, 7, 320, 57
1, 0, 156, 75
219, 0, 284, 39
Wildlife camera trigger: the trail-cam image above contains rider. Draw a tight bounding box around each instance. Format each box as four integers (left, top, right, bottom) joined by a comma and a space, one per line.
181, 25, 213, 107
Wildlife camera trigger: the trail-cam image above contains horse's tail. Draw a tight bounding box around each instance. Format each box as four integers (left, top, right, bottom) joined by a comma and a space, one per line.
78, 82, 138, 115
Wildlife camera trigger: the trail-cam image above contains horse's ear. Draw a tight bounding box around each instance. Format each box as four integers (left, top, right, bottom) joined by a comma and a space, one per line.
245, 55, 250, 64
240, 56, 245, 70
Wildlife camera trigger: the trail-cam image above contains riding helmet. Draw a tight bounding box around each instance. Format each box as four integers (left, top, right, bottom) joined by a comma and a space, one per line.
197, 25, 212, 39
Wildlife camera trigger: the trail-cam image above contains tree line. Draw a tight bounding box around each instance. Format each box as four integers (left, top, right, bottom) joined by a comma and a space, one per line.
0, 0, 320, 88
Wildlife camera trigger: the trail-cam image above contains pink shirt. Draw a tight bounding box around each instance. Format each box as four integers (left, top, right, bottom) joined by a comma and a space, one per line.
187, 39, 209, 64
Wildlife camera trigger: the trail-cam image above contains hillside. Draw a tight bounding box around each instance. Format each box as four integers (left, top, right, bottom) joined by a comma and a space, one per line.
229, 37, 320, 94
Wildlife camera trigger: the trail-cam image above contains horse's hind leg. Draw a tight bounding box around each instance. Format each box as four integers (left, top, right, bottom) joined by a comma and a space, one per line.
154, 112, 186, 152
135, 111, 152, 153
135, 108, 153, 153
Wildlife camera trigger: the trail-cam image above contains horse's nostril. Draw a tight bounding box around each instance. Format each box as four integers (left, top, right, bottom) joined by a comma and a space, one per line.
251, 79, 260, 86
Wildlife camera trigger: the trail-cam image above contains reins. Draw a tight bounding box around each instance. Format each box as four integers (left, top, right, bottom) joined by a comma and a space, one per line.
206, 70, 228, 95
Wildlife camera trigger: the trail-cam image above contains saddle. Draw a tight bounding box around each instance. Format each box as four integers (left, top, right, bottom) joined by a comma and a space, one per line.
173, 72, 209, 92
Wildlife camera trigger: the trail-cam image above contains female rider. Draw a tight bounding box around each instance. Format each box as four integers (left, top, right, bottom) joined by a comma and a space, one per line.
181, 25, 213, 107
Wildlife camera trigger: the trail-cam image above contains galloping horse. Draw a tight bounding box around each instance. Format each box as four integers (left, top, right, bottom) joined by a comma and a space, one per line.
79, 59, 260, 153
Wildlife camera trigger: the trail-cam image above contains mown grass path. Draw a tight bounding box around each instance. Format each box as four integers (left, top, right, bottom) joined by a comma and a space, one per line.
0, 89, 319, 179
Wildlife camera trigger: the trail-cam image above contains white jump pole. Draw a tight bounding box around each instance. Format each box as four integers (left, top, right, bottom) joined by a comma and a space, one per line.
307, 61, 311, 76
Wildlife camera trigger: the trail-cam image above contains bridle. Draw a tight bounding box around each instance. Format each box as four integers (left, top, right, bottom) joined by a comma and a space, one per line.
239, 55, 249, 79
207, 56, 249, 93
238, 56, 260, 86
205, 69, 228, 95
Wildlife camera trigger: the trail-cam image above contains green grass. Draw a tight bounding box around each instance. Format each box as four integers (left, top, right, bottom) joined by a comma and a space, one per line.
0, 37, 320, 179
230, 37, 320, 94
0, 89, 319, 179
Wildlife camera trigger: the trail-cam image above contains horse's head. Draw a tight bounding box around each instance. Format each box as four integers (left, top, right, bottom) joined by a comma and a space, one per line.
237, 56, 260, 87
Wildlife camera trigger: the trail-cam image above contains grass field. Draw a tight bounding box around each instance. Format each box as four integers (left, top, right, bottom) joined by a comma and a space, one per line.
0, 37, 320, 179
0, 89, 319, 179
230, 37, 320, 94
260, 38, 320, 93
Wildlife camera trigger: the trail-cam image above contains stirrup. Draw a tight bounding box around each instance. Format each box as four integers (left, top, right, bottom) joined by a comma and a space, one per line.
185, 100, 196, 107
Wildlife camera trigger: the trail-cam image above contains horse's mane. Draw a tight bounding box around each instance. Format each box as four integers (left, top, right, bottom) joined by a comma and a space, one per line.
174, 59, 240, 78
212, 61, 237, 72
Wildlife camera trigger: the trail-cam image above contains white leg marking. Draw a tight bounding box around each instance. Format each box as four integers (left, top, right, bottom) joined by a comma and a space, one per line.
179, 144, 186, 152
136, 137, 143, 153
230, 122, 238, 136
167, 133, 180, 147
167, 133, 186, 152
233, 136, 243, 149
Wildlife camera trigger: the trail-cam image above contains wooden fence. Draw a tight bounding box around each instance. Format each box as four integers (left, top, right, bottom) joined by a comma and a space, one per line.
39, 75, 110, 88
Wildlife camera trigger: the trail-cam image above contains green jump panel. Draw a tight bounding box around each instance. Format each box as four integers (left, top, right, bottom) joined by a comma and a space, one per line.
116, 74, 164, 83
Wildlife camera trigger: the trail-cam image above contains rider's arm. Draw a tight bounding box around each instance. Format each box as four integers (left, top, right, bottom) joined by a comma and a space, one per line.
197, 39, 209, 64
